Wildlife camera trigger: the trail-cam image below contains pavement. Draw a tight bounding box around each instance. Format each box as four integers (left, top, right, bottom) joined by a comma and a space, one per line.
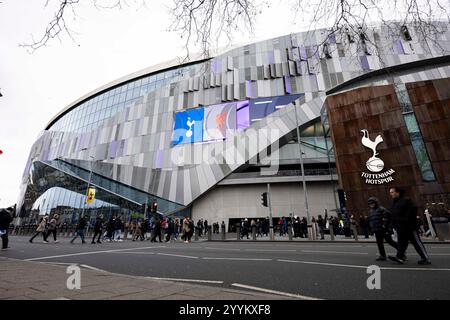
0, 257, 296, 300
2, 235, 450, 300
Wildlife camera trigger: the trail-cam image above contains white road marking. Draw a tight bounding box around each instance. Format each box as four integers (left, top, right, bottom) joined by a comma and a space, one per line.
156, 253, 199, 259
278, 259, 450, 271
202, 257, 272, 261
244, 249, 297, 252
80, 264, 108, 272
203, 247, 242, 251
108, 252, 155, 255
146, 277, 224, 284
24, 246, 166, 261
231, 283, 321, 300
301, 250, 369, 255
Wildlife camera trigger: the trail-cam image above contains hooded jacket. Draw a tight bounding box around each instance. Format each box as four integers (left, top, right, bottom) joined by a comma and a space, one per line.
367, 197, 392, 233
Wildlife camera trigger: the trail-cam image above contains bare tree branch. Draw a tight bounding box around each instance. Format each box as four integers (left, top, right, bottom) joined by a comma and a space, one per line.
20, 0, 450, 60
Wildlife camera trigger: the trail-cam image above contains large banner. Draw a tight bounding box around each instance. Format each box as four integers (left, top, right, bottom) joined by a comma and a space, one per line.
203, 102, 238, 141
172, 108, 204, 145
172, 94, 303, 145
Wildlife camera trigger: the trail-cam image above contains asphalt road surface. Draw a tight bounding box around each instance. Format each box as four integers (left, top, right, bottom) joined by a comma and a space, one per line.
2, 236, 450, 300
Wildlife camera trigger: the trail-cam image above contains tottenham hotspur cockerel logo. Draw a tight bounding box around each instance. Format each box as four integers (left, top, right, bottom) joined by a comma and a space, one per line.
360, 129, 395, 185
361, 129, 384, 172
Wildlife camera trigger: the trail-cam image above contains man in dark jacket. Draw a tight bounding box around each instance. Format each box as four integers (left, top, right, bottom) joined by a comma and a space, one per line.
70, 216, 87, 244
0, 207, 13, 249
367, 197, 398, 261
91, 214, 103, 244
388, 187, 431, 265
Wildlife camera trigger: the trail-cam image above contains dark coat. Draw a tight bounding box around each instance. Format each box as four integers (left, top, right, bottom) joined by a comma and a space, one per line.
367, 197, 391, 233
0, 209, 12, 229
390, 196, 417, 231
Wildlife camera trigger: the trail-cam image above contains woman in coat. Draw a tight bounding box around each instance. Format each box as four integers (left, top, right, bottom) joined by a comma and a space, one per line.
29, 216, 49, 243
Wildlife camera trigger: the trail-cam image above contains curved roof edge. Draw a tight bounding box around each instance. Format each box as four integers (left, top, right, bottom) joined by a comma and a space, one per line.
45, 56, 211, 130
326, 55, 450, 95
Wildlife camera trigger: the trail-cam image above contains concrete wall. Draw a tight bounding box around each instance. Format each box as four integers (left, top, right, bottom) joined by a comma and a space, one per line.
191, 182, 338, 230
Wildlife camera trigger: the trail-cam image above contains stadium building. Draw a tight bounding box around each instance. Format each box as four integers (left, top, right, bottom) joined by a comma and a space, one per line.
16, 22, 450, 228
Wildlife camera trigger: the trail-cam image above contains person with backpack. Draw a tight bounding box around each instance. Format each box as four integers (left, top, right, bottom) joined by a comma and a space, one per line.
45, 214, 59, 243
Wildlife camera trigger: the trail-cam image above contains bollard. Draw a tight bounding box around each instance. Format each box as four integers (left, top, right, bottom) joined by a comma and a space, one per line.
207, 228, 212, 241
236, 224, 241, 241
288, 224, 293, 241
329, 224, 335, 241
352, 225, 358, 241
252, 226, 257, 241
221, 225, 226, 241
308, 225, 317, 241
194, 227, 199, 241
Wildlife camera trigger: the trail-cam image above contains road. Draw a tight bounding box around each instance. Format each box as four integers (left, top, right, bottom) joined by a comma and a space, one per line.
2, 236, 450, 300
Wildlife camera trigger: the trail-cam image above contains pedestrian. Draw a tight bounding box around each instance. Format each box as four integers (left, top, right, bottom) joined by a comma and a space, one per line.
91, 214, 103, 244
150, 219, 162, 242
204, 219, 209, 236
0, 207, 13, 250
45, 214, 59, 243
29, 216, 49, 243
165, 218, 174, 242
104, 216, 115, 241
70, 216, 87, 244
182, 216, 192, 243
367, 197, 398, 261
350, 215, 358, 240
388, 187, 431, 265
317, 215, 326, 240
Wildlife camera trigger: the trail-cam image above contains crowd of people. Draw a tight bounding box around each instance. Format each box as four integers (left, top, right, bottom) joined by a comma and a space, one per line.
0, 187, 442, 265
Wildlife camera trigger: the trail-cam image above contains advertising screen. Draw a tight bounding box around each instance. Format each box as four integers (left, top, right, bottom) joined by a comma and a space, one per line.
203, 102, 238, 141
172, 108, 204, 145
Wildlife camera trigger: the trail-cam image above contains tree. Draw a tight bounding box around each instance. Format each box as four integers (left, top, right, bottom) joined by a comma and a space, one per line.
20, 0, 450, 59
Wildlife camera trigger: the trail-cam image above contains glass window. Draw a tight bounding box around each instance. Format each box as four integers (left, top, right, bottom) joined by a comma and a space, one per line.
113, 94, 120, 105
404, 113, 420, 133
411, 138, 436, 181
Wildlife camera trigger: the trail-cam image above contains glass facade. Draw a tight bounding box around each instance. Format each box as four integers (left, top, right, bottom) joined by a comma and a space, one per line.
395, 83, 437, 182
18, 159, 185, 226
48, 65, 198, 134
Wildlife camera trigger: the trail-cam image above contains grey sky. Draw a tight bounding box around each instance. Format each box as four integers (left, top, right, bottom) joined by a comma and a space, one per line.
0, 0, 299, 207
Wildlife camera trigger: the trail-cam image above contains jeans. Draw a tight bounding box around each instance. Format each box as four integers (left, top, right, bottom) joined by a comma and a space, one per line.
71, 230, 85, 243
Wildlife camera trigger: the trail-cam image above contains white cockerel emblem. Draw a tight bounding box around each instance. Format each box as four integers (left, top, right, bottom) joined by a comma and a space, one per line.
186, 117, 195, 138
361, 129, 384, 173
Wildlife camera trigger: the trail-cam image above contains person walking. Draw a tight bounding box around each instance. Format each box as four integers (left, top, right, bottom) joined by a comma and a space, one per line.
150, 219, 162, 242
70, 216, 87, 244
0, 207, 13, 250
317, 215, 326, 240
388, 187, 431, 265
29, 216, 49, 243
367, 197, 398, 261
45, 214, 60, 243
91, 214, 103, 244
182, 217, 192, 243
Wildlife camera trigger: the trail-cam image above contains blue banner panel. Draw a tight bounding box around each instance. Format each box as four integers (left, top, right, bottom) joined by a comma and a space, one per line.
172, 108, 204, 145
249, 94, 304, 124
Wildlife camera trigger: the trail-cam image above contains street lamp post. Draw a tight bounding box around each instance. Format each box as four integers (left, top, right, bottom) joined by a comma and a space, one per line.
293, 102, 311, 224
81, 156, 94, 219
